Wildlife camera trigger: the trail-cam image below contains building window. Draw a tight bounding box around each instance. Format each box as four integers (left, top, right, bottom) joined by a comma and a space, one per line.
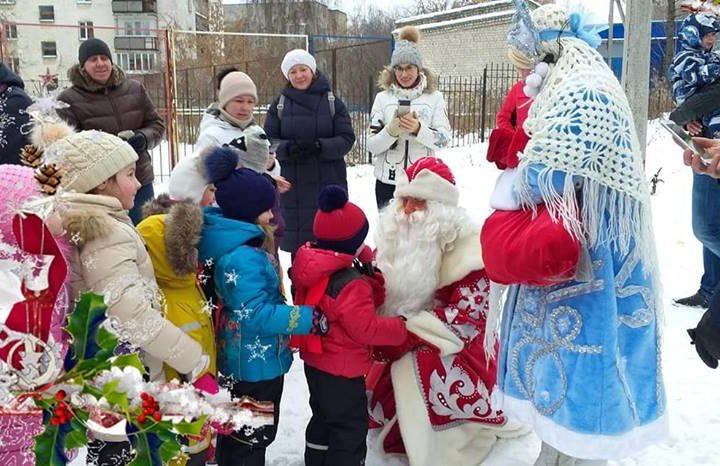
7, 57, 19, 73
39, 5, 55, 22
3, 23, 17, 39
79, 21, 94, 40
41, 41, 57, 58
116, 52, 157, 72
121, 19, 154, 36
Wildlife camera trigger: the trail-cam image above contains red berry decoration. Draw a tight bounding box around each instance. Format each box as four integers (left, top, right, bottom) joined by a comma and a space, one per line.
153, 412, 161, 422
55, 390, 66, 401
138, 414, 147, 424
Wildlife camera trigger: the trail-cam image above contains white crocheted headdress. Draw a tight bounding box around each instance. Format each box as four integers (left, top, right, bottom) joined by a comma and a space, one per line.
516, 5, 657, 271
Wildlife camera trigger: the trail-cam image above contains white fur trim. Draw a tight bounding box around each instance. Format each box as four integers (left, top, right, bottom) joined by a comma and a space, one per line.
489, 168, 522, 211
390, 354, 498, 465
496, 391, 669, 460
406, 312, 463, 357
394, 169, 459, 206
438, 228, 483, 288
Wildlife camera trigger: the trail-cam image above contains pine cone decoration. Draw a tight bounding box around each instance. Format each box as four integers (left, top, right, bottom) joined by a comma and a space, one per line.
20, 144, 44, 168
34, 163, 62, 195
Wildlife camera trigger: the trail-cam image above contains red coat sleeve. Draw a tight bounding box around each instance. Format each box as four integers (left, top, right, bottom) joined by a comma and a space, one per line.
334, 279, 407, 346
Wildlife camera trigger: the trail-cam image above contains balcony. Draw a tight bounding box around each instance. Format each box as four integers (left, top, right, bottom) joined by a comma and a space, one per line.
112, 0, 156, 13
114, 35, 158, 51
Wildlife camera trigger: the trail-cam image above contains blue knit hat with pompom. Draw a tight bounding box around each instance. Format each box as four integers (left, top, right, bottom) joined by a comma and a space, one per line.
313, 185, 368, 255
204, 147, 276, 223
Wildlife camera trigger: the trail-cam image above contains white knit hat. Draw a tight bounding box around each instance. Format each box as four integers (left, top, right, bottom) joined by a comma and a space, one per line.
168, 155, 210, 204
394, 157, 459, 206
531, 4, 569, 34
218, 71, 257, 109
53, 130, 138, 193
281, 49, 317, 80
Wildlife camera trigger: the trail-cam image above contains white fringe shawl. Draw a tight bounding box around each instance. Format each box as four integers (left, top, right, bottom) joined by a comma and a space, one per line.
483, 39, 664, 359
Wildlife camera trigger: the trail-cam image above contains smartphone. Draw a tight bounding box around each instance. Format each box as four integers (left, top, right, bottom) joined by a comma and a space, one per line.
659, 119, 711, 164
397, 99, 411, 117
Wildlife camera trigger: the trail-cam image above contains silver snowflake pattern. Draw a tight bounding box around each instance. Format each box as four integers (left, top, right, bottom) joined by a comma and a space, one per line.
245, 336, 271, 361
204, 257, 214, 268
69, 231, 82, 245
201, 298, 218, 316
225, 269, 239, 286
233, 305, 253, 321
82, 254, 97, 270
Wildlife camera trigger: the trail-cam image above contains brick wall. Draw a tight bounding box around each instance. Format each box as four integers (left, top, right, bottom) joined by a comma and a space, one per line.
417, 19, 513, 76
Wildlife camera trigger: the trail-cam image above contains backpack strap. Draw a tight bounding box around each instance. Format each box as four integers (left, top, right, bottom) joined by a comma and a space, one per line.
327, 91, 336, 119
277, 94, 285, 120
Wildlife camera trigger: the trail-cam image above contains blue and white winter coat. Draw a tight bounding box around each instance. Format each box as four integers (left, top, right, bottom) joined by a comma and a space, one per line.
495, 164, 666, 460
669, 13, 720, 104
198, 207, 314, 382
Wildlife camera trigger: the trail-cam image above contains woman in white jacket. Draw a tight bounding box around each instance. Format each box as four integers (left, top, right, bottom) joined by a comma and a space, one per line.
368, 26, 452, 208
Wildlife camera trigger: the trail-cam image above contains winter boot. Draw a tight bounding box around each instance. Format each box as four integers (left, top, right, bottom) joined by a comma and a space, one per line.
670, 81, 720, 126
673, 292, 709, 308
534, 442, 576, 466
688, 309, 720, 368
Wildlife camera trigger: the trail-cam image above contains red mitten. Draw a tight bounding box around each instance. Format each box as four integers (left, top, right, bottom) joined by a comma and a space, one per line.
480, 204, 580, 286
357, 244, 374, 264
372, 332, 436, 362
193, 373, 220, 395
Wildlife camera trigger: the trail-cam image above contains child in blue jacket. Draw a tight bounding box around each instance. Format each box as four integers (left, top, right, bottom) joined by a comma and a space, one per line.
199, 148, 328, 466
669, 13, 720, 136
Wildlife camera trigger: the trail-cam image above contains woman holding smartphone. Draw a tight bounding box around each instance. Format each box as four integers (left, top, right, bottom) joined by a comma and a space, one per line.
367, 26, 452, 208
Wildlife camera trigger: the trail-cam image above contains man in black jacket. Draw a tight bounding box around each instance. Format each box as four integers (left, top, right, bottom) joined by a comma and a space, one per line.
0, 62, 33, 165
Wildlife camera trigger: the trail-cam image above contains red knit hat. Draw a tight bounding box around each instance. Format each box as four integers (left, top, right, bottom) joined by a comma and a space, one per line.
394, 157, 459, 206
313, 185, 369, 255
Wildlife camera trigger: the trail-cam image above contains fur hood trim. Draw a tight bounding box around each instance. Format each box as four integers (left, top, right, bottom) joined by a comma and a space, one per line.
164, 202, 203, 276
377, 66, 437, 93
60, 193, 128, 246
67, 64, 126, 92
142, 193, 175, 218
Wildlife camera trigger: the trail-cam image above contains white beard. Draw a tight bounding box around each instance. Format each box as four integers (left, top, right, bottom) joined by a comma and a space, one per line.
375, 200, 472, 318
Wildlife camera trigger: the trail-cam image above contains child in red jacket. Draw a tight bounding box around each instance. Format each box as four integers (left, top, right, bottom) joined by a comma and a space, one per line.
291, 185, 407, 466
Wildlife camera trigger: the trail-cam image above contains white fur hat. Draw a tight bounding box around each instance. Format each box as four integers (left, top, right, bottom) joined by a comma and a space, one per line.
168, 155, 209, 204
280, 49, 317, 80
394, 157, 459, 206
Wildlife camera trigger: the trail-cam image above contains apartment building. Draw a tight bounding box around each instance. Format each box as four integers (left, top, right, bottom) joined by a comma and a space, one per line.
0, 0, 218, 89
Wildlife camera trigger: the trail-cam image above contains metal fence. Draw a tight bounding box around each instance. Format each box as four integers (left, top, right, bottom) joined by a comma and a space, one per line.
26, 63, 676, 182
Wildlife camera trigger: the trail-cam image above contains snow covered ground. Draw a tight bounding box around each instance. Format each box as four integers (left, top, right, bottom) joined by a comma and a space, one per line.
71, 123, 720, 465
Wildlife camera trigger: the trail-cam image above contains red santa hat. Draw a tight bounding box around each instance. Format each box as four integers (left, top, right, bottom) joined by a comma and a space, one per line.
394, 157, 459, 206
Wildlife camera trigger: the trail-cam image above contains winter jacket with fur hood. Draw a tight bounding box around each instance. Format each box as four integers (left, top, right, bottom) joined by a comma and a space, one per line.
60, 193, 204, 381
137, 195, 216, 382
368, 68, 451, 185
56, 65, 165, 185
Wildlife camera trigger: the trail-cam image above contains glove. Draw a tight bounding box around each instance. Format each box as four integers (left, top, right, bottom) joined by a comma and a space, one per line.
187, 354, 211, 382
126, 132, 148, 152
385, 115, 402, 137
311, 307, 330, 336
193, 373, 220, 395
688, 310, 720, 369
288, 139, 321, 159
372, 330, 434, 362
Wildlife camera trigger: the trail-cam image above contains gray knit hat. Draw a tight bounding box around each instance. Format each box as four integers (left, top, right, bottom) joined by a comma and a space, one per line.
237, 129, 271, 174
391, 26, 423, 69
53, 130, 138, 193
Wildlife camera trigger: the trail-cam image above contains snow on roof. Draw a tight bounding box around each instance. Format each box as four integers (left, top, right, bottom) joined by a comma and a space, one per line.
394, 9, 516, 33
396, 0, 512, 24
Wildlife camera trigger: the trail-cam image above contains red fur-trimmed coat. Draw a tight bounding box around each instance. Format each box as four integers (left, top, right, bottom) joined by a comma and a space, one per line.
367, 229, 517, 464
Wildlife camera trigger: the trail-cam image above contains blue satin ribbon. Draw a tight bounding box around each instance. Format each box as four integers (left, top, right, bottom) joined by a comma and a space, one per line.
537, 12, 607, 50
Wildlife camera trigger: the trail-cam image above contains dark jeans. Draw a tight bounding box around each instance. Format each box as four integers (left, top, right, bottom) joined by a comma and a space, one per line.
216, 375, 284, 466
375, 179, 396, 210
304, 364, 368, 466
692, 172, 720, 298
128, 183, 155, 225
